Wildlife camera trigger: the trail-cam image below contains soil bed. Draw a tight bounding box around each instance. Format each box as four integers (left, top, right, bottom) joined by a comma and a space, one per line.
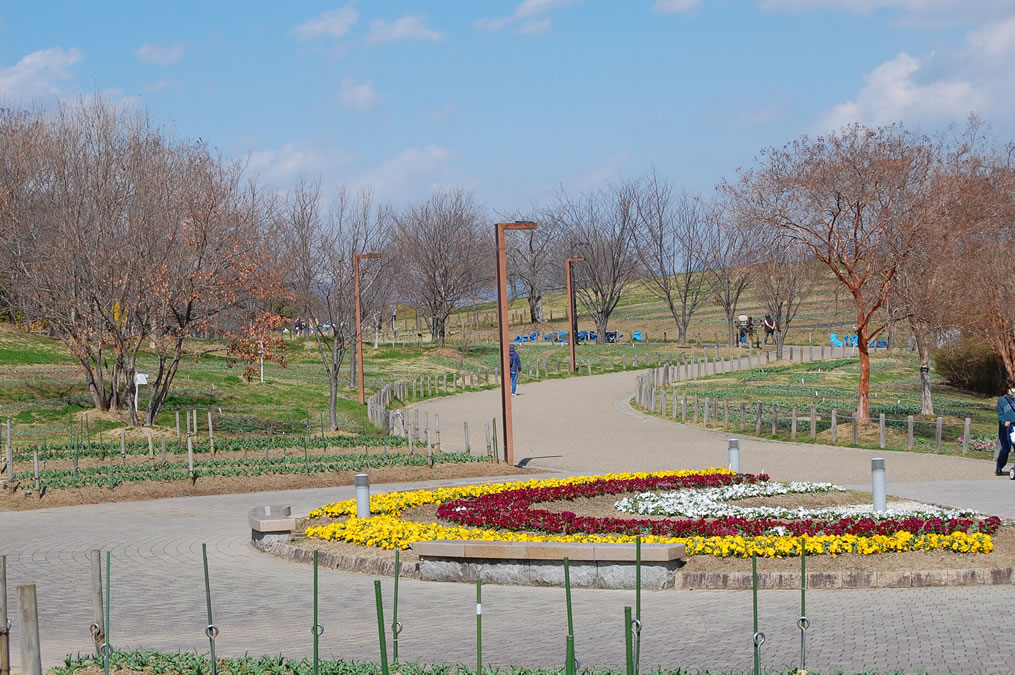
292, 488, 1013, 575
0, 459, 531, 511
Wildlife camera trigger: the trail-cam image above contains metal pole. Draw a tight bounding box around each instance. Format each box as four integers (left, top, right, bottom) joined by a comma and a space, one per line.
798, 546, 809, 673
201, 543, 219, 675
312, 550, 321, 675
354, 253, 381, 405
872, 458, 887, 513
373, 581, 390, 675
564, 557, 574, 637
624, 606, 634, 675
476, 579, 483, 674
635, 536, 641, 622
566, 257, 584, 372
355, 473, 371, 519
752, 553, 763, 675
392, 549, 401, 663
496, 221, 537, 467
104, 551, 110, 675
0, 556, 9, 675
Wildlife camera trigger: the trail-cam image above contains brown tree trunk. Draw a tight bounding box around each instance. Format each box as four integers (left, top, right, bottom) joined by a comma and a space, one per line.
593, 314, 609, 344
528, 294, 544, 324
329, 376, 339, 431
775, 330, 785, 360
915, 332, 934, 415
856, 333, 871, 424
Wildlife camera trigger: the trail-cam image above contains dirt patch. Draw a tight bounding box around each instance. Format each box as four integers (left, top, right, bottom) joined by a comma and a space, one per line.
0, 461, 532, 511
291, 489, 1011, 575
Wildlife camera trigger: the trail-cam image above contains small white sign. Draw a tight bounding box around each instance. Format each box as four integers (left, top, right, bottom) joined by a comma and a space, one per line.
134, 372, 149, 386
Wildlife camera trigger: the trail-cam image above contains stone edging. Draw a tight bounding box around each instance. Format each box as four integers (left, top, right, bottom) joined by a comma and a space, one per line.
254, 539, 1013, 589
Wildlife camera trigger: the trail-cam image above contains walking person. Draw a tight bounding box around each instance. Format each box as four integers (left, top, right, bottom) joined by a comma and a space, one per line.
763, 314, 776, 345
996, 379, 1015, 475
510, 345, 521, 396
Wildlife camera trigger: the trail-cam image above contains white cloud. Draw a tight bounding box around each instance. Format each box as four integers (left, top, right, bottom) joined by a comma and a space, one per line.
246, 141, 353, 185
520, 18, 552, 34
581, 152, 630, 190
0, 47, 82, 101
760, 0, 1015, 26
136, 42, 184, 66
144, 79, 170, 93
367, 16, 443, 44
356, 145, 456, 203
475, 0, 580, 35
515, 0, 578, 17
293, 4, 359, 40
338, 78, 383, 112
810, 14, 1015, 134
653, 0, 701, 12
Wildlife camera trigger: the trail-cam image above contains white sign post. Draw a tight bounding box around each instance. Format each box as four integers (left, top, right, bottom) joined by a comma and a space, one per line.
134, 372, 149, 417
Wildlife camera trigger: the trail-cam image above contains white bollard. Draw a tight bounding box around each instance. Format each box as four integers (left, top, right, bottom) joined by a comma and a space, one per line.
871, 458, 887, 513
355, 473, 371, 519
728, 438, 740, 473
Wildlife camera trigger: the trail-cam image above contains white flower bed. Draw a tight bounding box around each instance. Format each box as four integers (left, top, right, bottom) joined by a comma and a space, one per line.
614, 481, 979, 521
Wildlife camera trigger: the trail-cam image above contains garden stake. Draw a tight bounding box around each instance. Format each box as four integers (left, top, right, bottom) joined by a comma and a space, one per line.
107, 455, 113, 490
476, 579, 483, 674
564, 557, 574, 638
392, 549, 402, 663
103, 551, 110, 675
565, 635, 575, 675
201, 543, 219, 675
372, 580, 390, 675
752, 553, 764, 675
311, 550, 323, 675
798, 546, 809, 673
623, 607, 633, 675
635, 536, 642, 622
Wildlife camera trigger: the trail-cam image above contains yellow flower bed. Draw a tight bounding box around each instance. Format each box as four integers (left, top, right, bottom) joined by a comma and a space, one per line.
303, 469, 994, 558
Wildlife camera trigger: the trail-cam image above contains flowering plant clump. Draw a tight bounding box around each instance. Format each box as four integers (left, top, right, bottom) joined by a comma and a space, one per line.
303, 469, 999, 557
958, 435, 997, 453
615, 482, 982, 522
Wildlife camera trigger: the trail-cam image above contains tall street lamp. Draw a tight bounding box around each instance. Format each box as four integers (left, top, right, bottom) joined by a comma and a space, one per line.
354, 252, 381, 405
496, 220, 537, 466
565, 257, 585, 372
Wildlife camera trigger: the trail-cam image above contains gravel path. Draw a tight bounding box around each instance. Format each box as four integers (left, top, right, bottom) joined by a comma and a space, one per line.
3, 364, 1015, 674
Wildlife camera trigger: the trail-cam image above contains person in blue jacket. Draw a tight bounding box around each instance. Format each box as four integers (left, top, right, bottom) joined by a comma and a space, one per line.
996, 379, 1015, 475
509, 345, 521, 396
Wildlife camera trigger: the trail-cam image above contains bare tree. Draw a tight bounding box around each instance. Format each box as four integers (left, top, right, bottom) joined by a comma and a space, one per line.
281, 179, 390, 430
552, 181, 640, 343
702, 197, 756, 346
635, 173, 709, 343
0, 95, 285, 426
392, 188, 489, 347
506, 210, 561, 324
750, 230, 820, 359
726, 123, 934, 423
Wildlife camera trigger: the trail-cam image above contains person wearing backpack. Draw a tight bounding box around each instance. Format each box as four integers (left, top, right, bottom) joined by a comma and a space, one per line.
995, 379, 1015, 475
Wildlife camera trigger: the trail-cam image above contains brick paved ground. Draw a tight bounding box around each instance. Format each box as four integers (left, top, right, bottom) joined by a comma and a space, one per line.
4, 363, 1015, 673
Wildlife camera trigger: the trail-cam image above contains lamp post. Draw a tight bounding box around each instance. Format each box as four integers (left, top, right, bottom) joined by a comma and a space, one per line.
496, 221, 538, 466
354, 252, 381, 405
565, 257, 585, 372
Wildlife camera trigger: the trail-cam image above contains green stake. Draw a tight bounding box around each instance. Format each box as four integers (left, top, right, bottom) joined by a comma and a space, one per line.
752, 552, 759, 675
624, 606, 633, 675
564, 557, 574, 637
801, 545, 806, 616
635, 536, 642, 622
313, 550, 319, 675
565, 635, 575, 675
104, 550, 110, 675
392, 548, 401, 663
373, 580, 390, 675
476, 579, 483, 674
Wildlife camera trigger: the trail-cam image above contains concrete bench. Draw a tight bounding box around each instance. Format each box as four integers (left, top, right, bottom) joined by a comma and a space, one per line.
249, 504, 296, 548
413, 540, 686, 589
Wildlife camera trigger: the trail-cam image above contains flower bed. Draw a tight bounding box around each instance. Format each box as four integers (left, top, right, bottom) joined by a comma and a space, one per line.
303, 469, 998, 558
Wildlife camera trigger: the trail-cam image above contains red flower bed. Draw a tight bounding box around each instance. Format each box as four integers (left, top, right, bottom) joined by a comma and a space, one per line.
435, 472, 1002, 538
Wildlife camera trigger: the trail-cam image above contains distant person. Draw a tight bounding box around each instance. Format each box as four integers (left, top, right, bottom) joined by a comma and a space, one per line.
763, 314, 776, 344
996, 379, 1015, 476
509, 345, 522, 396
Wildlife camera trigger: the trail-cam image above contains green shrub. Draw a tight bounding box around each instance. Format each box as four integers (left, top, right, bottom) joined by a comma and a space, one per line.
934, 338, 1005, 395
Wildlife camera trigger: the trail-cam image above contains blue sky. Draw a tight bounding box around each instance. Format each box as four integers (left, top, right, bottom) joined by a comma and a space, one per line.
2, 1, 1014, 210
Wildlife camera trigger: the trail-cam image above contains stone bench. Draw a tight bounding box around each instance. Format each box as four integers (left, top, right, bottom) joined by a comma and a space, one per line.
413, 540, 686, 589
249, 504, 296, 549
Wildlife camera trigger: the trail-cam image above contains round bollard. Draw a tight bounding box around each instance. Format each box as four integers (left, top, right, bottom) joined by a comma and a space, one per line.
355, 473, 371, 519
871, 458, 886, 513
728, 439, 740, 473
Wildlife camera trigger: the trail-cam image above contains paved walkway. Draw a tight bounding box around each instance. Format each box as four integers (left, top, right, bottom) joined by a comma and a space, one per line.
4, 365, 1015, 673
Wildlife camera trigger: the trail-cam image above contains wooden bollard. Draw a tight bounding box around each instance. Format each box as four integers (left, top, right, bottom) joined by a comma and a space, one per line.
879, 413, 886, 449
176, 411, 181, 440
852, 415, 859, 445
89, 550, 105, 653
739, 402, 746, 433
464, 422, 471, 454
831, 409, 838, 444
208, 412, 215, 454
963, 417, 971, 455
16, 585, 41, 675
907, 415, 914, 450
810, 406, 816, 441
936, 417, 943, 452
791, 407, 797, 440
0, 555, 8, 675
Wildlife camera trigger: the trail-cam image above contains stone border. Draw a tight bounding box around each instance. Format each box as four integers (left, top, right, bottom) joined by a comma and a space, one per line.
254, 539, 1014, 590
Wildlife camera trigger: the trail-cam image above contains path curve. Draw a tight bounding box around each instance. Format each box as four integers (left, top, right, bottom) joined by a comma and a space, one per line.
3, 366, 1015, 673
